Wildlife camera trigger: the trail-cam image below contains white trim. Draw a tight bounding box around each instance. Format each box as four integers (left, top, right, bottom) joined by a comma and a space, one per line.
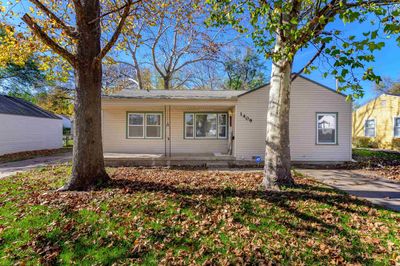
364, 118, 376, 138
316, 112, 337, 145
145, 113, 162, 139
184, 113, 194, 139
127, 112, 163, 139
218, 113, 228, 139
184, 112, 228, 140
127, 113, 144, 139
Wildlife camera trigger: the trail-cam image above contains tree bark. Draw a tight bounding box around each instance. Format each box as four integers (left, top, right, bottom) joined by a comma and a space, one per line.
59, 0, 109, 191
163, 76, 170, 90
263, 56, 295, 189
263, 60, 294, 189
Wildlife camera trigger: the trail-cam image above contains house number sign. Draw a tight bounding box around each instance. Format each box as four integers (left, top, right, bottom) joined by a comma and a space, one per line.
240, 112, 252, 123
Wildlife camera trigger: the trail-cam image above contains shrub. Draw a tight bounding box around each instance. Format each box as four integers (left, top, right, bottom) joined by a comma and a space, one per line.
353, 137, 378, 148
392, 138, 400, 150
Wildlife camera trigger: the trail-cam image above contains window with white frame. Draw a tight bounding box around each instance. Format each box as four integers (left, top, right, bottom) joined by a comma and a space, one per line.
364, 119, 376, 137
184, 113, 228, 139
316, 113, 337, 144
127, 113, 162, 138
184, 113, 194, 138
394, 117, 400, 138
218, 113, 227, 138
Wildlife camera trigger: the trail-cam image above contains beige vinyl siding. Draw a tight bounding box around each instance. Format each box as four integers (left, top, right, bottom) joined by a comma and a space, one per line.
102, 99, 235, 155
234, 86, 268, 160
289, 78, 352, 161
234, 77, 352, 161
102, 106, 165, 154
0, 114, 63, 155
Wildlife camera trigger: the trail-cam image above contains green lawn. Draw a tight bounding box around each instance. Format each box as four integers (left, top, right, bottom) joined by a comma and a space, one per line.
353, 148, 400, 162
0, 166, 399, 265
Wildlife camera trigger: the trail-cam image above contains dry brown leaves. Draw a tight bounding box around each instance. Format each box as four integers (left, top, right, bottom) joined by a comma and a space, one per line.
2, 167, 400, 265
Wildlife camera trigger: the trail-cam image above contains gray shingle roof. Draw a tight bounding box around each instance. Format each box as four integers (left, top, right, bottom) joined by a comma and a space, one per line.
103, 89, 247, 100
0, 94, 61, 119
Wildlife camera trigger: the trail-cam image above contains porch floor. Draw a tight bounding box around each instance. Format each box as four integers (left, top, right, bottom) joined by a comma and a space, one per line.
103, 153, 243, 167
104, 153, 235, 160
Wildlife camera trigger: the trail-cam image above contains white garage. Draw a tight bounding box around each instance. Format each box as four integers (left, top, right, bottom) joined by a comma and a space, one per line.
0, 94, 63, 156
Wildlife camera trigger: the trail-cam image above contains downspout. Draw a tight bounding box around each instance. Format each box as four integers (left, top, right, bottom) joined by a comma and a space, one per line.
228, 109, 233, 155
169, 105, 172, 157
164, 105, 167, 157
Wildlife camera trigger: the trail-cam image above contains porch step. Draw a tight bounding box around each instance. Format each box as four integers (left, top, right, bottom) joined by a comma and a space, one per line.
206, 162, 230, 169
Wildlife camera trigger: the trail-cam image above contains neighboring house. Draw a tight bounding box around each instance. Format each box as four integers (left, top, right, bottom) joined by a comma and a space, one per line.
0, 95, 63, 156
353, 93, 400, 149
56, 114, 72, 131
101, 76, 352, 162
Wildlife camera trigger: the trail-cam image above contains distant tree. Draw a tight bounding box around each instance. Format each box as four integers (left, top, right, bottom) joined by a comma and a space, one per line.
103, 63, 138, 93
0, 58, 47, 100
36, 87, 74, 116
118, 0, 229, 90
223, 48, 266, 90
375, 77, 400, 95
0, 27, 47, 100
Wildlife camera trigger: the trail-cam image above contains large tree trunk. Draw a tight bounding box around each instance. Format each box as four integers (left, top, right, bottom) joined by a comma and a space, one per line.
263, 57, 295, 190
163, 76, 170, 90
60, 0, 109, 191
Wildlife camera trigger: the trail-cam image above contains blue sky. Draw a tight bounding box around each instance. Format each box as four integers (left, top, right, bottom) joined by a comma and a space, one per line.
290, 19, 400, 106
4, 1, 399, 106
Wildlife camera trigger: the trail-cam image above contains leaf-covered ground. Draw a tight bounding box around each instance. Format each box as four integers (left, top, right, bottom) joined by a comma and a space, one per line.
0, 166, 399, 265
352, 149, 400, 181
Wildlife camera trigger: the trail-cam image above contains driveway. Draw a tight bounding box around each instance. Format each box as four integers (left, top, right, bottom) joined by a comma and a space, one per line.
0, 152, 72, 178
298, 169, 400, 212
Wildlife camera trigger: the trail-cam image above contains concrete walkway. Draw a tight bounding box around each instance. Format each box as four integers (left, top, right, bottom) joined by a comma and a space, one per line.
0, 152, 72, 178
298, 169, 400, 212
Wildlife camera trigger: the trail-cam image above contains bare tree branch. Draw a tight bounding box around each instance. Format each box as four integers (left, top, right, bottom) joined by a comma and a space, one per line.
87, 0, 142, 24
22, 14, 77, 67
28, 0, 79, 38
151, 20, 170, 78
96, 0, 136, 61
291, 43, 326, 82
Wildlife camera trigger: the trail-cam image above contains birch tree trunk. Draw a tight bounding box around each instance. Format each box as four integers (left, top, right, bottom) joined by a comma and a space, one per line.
263, 36, 295, 189
60, 0, 109, 190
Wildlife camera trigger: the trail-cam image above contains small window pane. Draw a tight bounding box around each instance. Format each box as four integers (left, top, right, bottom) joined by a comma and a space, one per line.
395, 128, 400, 138
395, 118, 400, 127
218, 126, 226, 138
318, 128, 335, 143
218, 114, 227, 125
365, 119, 375, 128
185, 126, 194, 138
394, 118, 400, 137
146, 126, 161, 138
317, 114, 337, 144
129, 114, 143, 125
196, 114, 217, 138
128, 126, 143, 138
365, 119, 375, 137
147, 114, 161, 125
185, 113, 194, 126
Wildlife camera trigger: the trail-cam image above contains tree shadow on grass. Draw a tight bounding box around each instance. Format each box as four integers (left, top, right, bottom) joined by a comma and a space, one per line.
23, 176, 388, 264
105, 178, 375, 215
98, 177, 383, 263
